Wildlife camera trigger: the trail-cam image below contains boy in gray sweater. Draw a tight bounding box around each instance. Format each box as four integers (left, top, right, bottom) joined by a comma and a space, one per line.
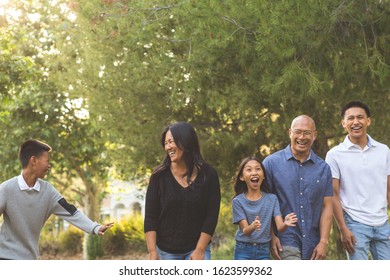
0, 139, 113, 260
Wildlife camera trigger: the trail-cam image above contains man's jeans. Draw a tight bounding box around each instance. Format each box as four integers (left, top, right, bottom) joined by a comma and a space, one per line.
344, 212, 390, 260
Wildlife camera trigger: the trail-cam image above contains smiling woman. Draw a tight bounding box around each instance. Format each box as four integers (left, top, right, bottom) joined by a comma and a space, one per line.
144, 122, 221, 260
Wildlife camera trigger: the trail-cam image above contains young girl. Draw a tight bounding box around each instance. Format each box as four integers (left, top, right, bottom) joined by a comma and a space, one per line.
232, 156, 297, 260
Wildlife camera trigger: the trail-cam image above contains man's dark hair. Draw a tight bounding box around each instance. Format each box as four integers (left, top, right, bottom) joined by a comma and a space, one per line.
19, 140, 52, 168
340, 101, 371, 118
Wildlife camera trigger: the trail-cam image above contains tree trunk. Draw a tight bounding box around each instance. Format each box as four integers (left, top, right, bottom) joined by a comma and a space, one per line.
82, 179, 103, 259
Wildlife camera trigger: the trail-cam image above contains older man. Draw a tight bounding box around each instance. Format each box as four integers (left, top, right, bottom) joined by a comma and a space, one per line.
263, 115, 333, 260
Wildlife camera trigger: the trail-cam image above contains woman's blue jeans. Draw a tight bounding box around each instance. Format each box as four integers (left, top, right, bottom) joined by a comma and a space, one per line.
156, 244, 211, 260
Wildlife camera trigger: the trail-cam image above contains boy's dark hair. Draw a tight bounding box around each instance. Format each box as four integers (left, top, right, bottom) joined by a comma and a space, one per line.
341, 101, 371, 118
19, 140, 52, 168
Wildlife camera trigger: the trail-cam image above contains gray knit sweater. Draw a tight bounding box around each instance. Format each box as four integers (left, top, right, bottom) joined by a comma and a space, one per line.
0, 176, 101, 260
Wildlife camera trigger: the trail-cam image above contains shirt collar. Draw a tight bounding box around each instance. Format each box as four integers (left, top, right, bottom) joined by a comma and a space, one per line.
18, 173, 41, 192
284, 145, 315, 163
343, 134, 377, 149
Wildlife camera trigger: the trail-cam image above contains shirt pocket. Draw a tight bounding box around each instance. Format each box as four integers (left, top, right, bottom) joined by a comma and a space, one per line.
307, 178, 324, 204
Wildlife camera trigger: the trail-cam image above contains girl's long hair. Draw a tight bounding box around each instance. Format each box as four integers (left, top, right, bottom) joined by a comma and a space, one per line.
233, 156, 270, 197
151, 122, 205, 184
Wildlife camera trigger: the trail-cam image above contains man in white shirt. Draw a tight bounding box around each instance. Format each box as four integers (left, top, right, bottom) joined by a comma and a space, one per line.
325, 101, 390, 260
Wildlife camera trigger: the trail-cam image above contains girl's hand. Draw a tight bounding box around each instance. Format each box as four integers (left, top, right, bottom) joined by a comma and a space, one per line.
284, 213, 298, 226
251, 216, 261, 230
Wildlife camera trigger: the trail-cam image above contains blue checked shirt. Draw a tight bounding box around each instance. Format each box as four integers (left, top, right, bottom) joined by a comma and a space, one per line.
262, 145, 333, 259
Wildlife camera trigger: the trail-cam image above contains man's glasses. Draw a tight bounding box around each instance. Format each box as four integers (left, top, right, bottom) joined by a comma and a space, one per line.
290, 129, 315, 136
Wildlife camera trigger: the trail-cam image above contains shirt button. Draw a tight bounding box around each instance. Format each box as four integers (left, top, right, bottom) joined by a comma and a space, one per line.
303, 235, 306, 238
300, 178, 303, 180
300, 206, 303, 208
302, 220, 304, 223
300, 193, 303, 195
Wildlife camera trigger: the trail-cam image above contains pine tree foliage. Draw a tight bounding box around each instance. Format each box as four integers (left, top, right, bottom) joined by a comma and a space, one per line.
66, 0, 389, 180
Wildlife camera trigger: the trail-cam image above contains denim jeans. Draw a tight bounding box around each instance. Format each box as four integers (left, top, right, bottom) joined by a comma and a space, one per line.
234, 241, 270, 260
156, 244, 211, 260
344, 212, 390, 260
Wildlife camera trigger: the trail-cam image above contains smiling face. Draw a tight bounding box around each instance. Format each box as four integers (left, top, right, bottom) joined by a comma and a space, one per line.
289, 115, 317, 161
342, 107, 370, 144
240, 160, 264, 192
164, 129, 184, 163
33, 151, 51, 179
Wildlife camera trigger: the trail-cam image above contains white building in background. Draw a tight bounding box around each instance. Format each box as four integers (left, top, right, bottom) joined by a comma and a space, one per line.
100, 178, 146, 221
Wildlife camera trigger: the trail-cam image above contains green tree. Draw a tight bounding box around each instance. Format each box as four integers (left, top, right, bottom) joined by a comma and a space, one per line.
69, 0, 390, 177
0, 0, 110, 259
68, 0, 389, 259
2, 0, 389, 259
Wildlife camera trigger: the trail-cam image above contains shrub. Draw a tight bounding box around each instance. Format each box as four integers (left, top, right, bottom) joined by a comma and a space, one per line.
213, 201, 236, 247
58, 226, 83, 255
103, 220, 130, 255
103, 213, 146, 255
39, 217, 61, 256
39, 235, 61, 257
212, 237, 235, 260
87, 234, 104, 260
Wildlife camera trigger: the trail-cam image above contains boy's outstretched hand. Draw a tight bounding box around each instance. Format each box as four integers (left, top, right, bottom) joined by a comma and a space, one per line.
98, 222, 114, 235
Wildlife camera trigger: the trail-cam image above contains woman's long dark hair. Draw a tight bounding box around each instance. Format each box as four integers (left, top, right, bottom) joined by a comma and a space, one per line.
151, 122, 205, 184
233, 156, 270, 197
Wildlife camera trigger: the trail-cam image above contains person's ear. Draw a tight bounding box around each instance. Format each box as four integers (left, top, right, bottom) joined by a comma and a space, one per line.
30, 156, 37, 166
341, 118, 346, 129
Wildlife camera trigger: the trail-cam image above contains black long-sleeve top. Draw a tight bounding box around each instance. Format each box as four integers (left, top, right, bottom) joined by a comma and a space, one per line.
144, 163, 221, 254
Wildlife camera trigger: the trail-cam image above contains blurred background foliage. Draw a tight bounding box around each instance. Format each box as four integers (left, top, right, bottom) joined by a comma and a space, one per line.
1, 0, 389, 259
